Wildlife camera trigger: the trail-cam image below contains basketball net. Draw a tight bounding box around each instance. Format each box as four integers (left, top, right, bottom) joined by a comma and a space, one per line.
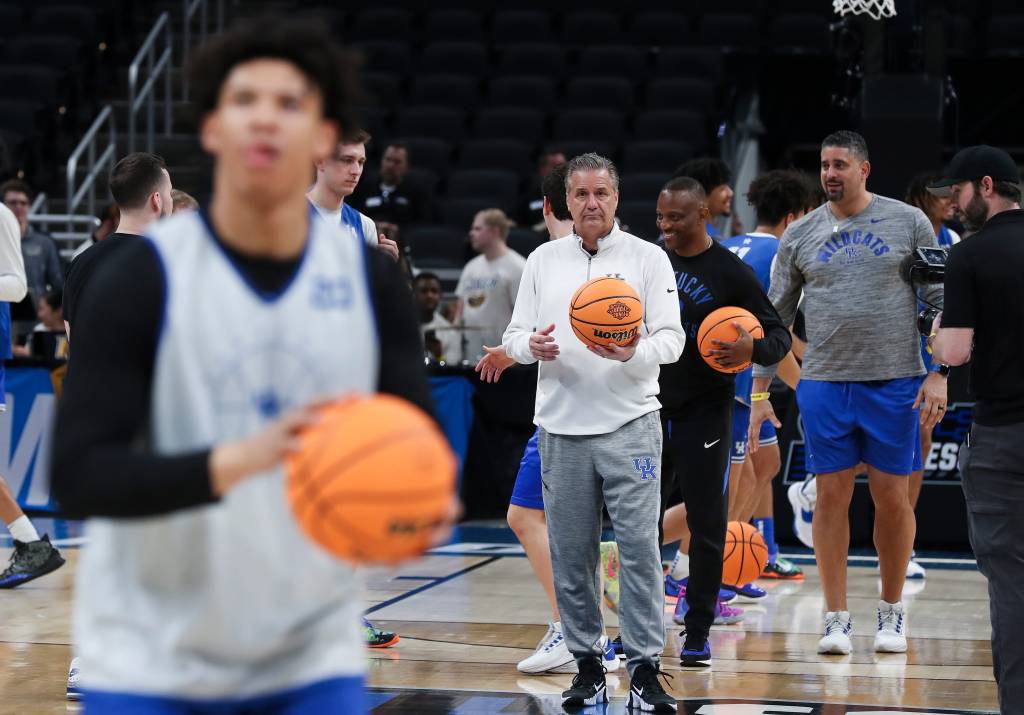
833, 0, 896, 21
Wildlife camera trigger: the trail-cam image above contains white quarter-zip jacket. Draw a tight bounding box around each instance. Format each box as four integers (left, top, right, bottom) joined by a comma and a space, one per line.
504, 225, 685, 435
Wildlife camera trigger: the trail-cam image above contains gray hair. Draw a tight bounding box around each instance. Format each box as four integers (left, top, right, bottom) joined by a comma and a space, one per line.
564, 152, 620, 192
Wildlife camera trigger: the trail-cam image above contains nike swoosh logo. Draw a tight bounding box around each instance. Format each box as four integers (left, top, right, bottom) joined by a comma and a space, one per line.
704, 439, 720, 448
869, 218, 888, 224
542, 468, 552, 474
667, 288, 675, 293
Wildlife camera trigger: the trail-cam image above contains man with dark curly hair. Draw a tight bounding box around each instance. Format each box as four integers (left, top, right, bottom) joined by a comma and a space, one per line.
52, 17, 441, 713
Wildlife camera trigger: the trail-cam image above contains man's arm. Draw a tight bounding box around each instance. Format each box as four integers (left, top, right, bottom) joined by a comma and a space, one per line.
741, 262, 792, 367
0, 205, 27, 302
52, 241, 318, 518
51, 241, 217, 517
502, 252, 541, 364
931, 242, 974, 366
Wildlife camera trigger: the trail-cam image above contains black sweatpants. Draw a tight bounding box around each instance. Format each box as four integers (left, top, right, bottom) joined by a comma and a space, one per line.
660, 397, 732, 641
960, 420, 1024, 715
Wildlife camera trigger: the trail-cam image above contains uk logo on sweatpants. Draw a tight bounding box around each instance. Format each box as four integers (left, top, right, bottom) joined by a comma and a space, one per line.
632, 457, 657, 481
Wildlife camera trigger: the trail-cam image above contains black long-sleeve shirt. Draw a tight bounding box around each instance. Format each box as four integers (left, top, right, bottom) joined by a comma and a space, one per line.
51, 234, 433, 519
659, 241, 791, 415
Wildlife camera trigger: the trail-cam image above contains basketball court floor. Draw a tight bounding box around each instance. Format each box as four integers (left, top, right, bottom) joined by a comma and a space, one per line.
0, 520, 997, 714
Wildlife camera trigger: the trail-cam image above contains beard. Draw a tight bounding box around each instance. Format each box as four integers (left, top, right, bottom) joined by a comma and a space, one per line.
825, 184, 844, 201
962, 192, 990, 231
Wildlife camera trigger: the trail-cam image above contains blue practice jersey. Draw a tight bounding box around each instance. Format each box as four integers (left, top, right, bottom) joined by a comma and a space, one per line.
720, 232, 780, 404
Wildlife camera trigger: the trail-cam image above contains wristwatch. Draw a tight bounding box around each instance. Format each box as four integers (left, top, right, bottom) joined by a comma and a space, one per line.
935, 364, 951, 377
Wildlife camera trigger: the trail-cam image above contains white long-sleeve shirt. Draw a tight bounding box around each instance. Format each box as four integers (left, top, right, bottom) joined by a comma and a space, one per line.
0, 203, 27, 302
503, 225, 685, 435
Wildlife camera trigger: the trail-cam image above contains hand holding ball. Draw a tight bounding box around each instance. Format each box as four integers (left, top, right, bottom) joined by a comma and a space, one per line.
287, 395, 457, 565
569, 277, 644, 349
698, 306, 763, 373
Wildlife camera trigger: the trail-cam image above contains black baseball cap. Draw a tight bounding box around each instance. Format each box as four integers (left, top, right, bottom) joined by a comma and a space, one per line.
928, 145, 1021, 195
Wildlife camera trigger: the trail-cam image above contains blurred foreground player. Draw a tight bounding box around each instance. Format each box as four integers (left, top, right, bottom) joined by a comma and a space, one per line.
51, 18, 437, 713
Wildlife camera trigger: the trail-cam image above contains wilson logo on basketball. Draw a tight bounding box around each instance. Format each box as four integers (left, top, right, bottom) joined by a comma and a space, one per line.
606, 301, 631, 320
593, 326, 638, 342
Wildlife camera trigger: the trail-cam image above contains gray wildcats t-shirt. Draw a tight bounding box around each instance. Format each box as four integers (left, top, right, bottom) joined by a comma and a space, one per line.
754, 194, 943, 382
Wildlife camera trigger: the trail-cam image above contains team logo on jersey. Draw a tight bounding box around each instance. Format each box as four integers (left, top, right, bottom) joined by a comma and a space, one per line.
607, 301, 631, 320
468, 294, 486, 308
632, 456, 657, 481
816, 229, 890, 264
311, 276, 353, 310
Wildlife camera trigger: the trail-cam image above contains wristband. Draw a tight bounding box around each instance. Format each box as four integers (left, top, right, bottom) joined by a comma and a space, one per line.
750, 392, 771, 402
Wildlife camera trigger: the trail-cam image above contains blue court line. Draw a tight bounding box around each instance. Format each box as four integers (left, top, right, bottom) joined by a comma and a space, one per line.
365, 556, 502, 615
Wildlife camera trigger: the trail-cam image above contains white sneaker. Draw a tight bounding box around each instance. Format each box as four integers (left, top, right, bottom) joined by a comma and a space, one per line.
906, 558, 927, 580
787, 477, 816, 549
518, 622, 574, 674
66, 657, 82, 701
817, 611, 853, 655
874, 601, 908, 653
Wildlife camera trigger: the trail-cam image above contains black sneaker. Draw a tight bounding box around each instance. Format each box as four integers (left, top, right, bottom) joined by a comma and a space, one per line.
680, 635, 712, 668
561, 656, 606, 709
0, 535, 65, 589
628, 662, 677, 712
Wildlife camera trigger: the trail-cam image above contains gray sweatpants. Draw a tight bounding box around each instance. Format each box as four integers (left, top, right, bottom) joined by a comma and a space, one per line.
539, 411, 665, 676
960, 420, 1024, 715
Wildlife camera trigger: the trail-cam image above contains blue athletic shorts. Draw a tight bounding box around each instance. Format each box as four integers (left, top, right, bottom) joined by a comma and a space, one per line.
83, 675, 364, 714
509, 429, 544, 511
730, 402, 778, 464
796, 377, 921, 475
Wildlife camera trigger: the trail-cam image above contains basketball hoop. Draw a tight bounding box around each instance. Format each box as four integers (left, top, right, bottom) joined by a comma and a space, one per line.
833, 0, 896, 21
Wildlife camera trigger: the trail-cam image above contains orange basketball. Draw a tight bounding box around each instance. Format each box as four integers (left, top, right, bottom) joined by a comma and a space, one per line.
569, 277, 644, 348
286, 395, 456, 565
722, 521, 769, 587
697, 306, 763, 374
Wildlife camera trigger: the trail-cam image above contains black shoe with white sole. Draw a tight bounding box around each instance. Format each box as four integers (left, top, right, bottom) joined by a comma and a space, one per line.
628, 662, 677, 712
561, 656, 606, 709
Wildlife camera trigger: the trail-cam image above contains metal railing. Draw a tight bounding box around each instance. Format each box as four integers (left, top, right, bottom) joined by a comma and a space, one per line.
65, 106, 117, 233
46, 0, 227, 245
28, 215, 102, 260
182, 0, 226, 102
128, 11, 173, 153
29, 193, 48, 215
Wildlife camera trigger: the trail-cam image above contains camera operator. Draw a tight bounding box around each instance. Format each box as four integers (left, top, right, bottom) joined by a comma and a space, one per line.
927, 145, 1024, 715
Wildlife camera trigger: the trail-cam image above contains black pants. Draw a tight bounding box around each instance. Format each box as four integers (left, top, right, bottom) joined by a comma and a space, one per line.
660, 398, 732, 641
960, 420, 1024, 715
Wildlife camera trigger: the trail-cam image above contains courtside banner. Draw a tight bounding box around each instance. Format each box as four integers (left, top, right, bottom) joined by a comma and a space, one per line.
783, 402, 974, 485
2, 367, 58, 512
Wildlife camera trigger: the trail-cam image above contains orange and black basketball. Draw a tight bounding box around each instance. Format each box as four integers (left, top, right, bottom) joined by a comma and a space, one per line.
569, 277, 644, 348
722, 521, 769, 587
286, 395, 456, 565
697, 306, 763, 374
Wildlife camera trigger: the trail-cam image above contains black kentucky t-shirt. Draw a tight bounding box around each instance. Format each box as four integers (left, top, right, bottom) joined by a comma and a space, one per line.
658, 241, 791, 413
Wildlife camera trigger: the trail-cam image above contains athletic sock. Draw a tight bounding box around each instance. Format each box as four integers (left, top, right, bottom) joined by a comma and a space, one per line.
754, 517, 778, 564
669, 550, 689, 580
6, 515, 40, 544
